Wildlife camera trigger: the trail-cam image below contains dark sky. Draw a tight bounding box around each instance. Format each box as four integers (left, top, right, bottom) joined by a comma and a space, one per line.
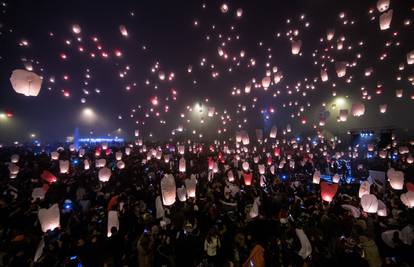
0, 0, 413, 143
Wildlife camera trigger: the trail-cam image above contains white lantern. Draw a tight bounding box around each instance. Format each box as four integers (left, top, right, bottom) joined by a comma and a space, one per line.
96, 158, 106, 168
361, 194, 378, 213
400, 191, 414, 208
155, 150, 162, 160
379, 9, 393, 30
377, 199, 387, 216
339, 109, 348, 122
177, 186, 187, 202
320, 69, 328, 82
387, 169, 404, 190
116, 161, 125, 169
208, 106, 215, 117
351, 103, 365, 117
379, 104, 387, 113
51, 151, 59, 160
59, 160, 70, 174
8, 163, 19, 178
107, 211, 119, 237
261, 76, 271, 89
227, 170, 234, 182
335, 62, 347, 78
407, 50, 414, 65
270, 126, 277, 139
249, 197, 260, 219
115, 151, 122, 161
161, 174, 176, 206
185, 176, 197, 198
258, 164, 265, 175
377, 0, 390, 12
101, 142, 108, 150
326, 29, 335, 41
178, 145, 185, 155
125, 147, 131, 155
79, 148, 85, 158
98, 167, 111, 182
10, 69, 42, 96
359, 181, 370, 198
84, 159, 90, 170
242, 161, 249, 171
179, 157, 186, 172
69, 144, 75, 152
212, 162, 219, 173
291, 40, 302, 55
119, 25, 128, 37
32, 187, 46, 202
313, 170, 321, 184
332, 174, 340, 183
38, 204, 60, 232
11, 154, 19, 163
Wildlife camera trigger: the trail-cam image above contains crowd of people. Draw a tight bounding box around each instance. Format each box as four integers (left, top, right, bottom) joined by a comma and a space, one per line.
0, 136, 413, 267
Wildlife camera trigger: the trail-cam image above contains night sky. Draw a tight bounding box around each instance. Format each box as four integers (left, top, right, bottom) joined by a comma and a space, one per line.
0, 0, 413, 143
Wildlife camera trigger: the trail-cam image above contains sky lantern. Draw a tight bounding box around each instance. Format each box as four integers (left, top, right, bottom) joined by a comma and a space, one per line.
387, 168, 404, 190
177, 186, 187, 202
179, 157, 186, 172
10, 69, 42, 96
407, 50, 414, 65
59, 160, 69, 174
270, 126, 277, 138
227, 170, 234, 182
32, 187, 47, 202
107, 211, 119, 237
332, 174, 340, 183
84, 159, 90, 170
258, 164, 265, 174
320, 69, 328, 82
161, 174, 176, 206
274, 147, 280, 157
335, 62, 347, 77
119, 25, 128, 37
8, 163, 19, 178
244, 172, 252, 185
361, 194, 378, 213
125, 147, 131, 156
326, 29, 335, 40
116, 161, 125, 169
261, 76, 271, 89
242, 161, 249, 171
212, 162, 219, 173
208, 106, 215, 117
178, 145, 185, 155
379, 104, 387, 113
115, 151, 122, 161
38, 204, 60, 232
220, 3, 229, 13
377, 200, 387, 216
313, 170, 321, 184
379, 10, 393, 30
41, 170, 57, 183
98, 167, 111, 182
396, 89, 403, 98
291, 40, 302, 55
339, 109, 348, 122
185, 175, 197, 198
10, 154, 19, 163
359, 181, 370, 198
242, 133, 250, 145
400, 191, 414, 208
96, 158, 106, 168
320, 181, 338, 202
72, 24, 81, 34
236, 8, 243, 17
249, 197, 260, 218
351, 103, 365, 117
377, 0, 390, 12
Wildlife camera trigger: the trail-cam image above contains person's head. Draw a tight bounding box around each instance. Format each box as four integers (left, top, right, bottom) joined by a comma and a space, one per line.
110, 226, 118, 235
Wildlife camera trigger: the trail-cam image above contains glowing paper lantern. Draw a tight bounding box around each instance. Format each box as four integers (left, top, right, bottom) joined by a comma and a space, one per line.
407, 50, 414, 65
79, 148, 85, 158
119, 25, 128, 37
185, 176, 197, 198
326, 29, 335, 41
125, 147, 131, 155
332, 174, 340, 183
50, 151, 59, 160
339, 109, 348, 122
10, 69, 42, 96
244, 173, 253, 186
270, 126, 277, 138
98, 167, 111, 182
41, 170, 57, 183
116, 161, 125, 169
379, 104, 387, 113
96, 159, 106, 168
399, 146, 409, 154
261, 76, 271, 89
379, 9, 393, 30
178, 145, 185, 155
208, 106, 215, 117
242, 134, 250, 145
291, 40, 302, 55
377, 199, 387, 216
341, 204, 361, 218
72, 24, 81, 34
161, 174, 176, 206
387, 169, 404, 190
396, 89, 403, 98
10, 154, 19, 163
335, 62, 347, 78
351, 103, 365, 117
227, 170, 234, 182
32, 187, 46, 202
377, 0, 390, 12
8, 163, 19, 178
313, 170, 321, 184
115, 151, 122, 161
242, 161, 249, 171
107, 211, 119, 237
38, 204, 60, 232
212, 162, 219, 173
84, 159, 90, 170
177, 186, 187, 202
361, 194, 378, 213
400, 191, 414, 208
320, 69, 328, 82
320, 182, 338, 202
179, 157, 186, 173
359, 181, 370, 198
59, 160, 69, 174
258, 164, 265, 175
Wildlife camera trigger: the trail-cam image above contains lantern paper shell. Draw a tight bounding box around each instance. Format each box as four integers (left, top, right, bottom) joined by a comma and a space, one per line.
227, 170, 234, 182
339, 109, 348, 122
32, 187, 46, 202
249, 197, 260, 219
96, 159, 106, 168
59, 160, 70, 174
161, 174, 176, 206
351, 103, 365, 117
185, 176, 197, 198
179, 157, 186, 172
10, 69, 42, 96
387, 169, 404, 190
115, 151, 122, 161
400, 191, 414, 208
98, 167, 111, 182
335, 62, 347, 77
291, 40, 302, 55
320, 69, 328, 82
379, 9, 393, 30
107, 211, 119, 237
41, 170, 57, 183
8, 163, 19, 178
38, 204, 60, 232
313, 170, 321, 184
84, 159, 90, 170
242, 161, 249, 171
379, 104, 387, 113
320, 182, 338, 202
178, 145, 185, 155
406, 182, 414, 192
155, 196, 165, 219
258, 164, 265, 175
361, 194, 378, 213
116, 161, 125, 169
359, 181, 370, 198
79, 148, 85, 158
332, 174, 340, 183
10, 154, 19, 163
177, 186, 187, 202
377, 0, 390, 12
244, 173, 253, 186
377, 199, 387, 216
270, 126, 277, 138
261, 76, 271, 89
51, 151, 59, 160
125, 147, 131, 155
